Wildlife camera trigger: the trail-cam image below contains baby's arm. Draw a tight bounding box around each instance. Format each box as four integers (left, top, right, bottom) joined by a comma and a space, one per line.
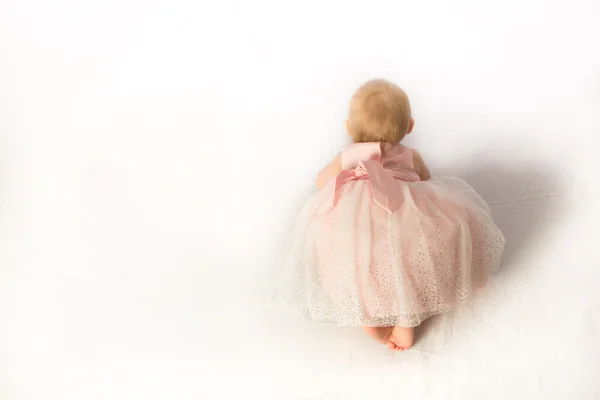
412, 150, 431, 181
316, 153, 342, 189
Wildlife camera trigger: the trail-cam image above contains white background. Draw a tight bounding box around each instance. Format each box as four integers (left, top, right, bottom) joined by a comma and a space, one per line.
1, 0, 599, 399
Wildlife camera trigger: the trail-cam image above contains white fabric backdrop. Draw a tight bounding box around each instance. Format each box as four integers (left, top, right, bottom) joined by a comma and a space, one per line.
1, 0, 599, 399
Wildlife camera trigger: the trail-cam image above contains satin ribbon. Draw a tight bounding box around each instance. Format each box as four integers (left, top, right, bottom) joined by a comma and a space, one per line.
317, 152, 421, 216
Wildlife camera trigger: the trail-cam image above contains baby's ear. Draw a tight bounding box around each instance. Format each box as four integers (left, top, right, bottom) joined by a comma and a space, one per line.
407, 118, 415, 134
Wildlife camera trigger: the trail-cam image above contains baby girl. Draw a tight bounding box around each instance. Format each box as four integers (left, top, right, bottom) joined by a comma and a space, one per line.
270, 79, 505, 351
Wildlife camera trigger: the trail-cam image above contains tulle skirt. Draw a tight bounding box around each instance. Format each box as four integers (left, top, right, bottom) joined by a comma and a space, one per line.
268, 176, 505, 327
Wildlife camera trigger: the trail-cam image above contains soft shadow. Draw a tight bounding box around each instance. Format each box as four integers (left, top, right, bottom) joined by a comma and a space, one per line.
437, 161, 573, 274
412, 161, 577, 352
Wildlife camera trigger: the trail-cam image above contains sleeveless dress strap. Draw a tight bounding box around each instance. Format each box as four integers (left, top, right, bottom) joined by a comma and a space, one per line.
341, 142, 382, 169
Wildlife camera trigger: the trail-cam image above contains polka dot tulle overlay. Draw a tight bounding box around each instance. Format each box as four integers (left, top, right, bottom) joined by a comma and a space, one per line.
269, 176, 505, 328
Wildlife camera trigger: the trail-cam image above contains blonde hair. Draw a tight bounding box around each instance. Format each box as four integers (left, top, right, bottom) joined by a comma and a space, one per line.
347, 79, 412, 143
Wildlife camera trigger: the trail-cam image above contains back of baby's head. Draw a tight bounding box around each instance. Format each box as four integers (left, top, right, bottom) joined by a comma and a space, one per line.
348, 79, 411, 143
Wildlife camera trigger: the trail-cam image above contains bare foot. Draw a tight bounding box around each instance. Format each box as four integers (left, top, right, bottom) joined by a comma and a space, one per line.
363, 326, 414, 351
387, 326, 414, 351
363, 326, 394, 344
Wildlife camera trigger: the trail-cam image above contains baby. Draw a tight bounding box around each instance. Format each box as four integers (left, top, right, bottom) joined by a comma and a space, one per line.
270, 79, 504, 351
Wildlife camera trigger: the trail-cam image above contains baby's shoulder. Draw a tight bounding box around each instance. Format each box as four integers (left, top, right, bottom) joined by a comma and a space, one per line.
409, 149, 431, 181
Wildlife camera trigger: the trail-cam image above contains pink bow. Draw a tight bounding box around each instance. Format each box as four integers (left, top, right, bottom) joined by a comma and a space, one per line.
316, 153, 418, 216
337, 158, 405, 213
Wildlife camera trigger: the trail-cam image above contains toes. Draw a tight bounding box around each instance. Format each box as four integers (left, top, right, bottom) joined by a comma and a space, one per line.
387, 341, 405, 351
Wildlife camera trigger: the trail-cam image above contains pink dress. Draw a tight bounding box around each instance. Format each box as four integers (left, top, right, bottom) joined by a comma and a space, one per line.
269, 142, 505, 327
